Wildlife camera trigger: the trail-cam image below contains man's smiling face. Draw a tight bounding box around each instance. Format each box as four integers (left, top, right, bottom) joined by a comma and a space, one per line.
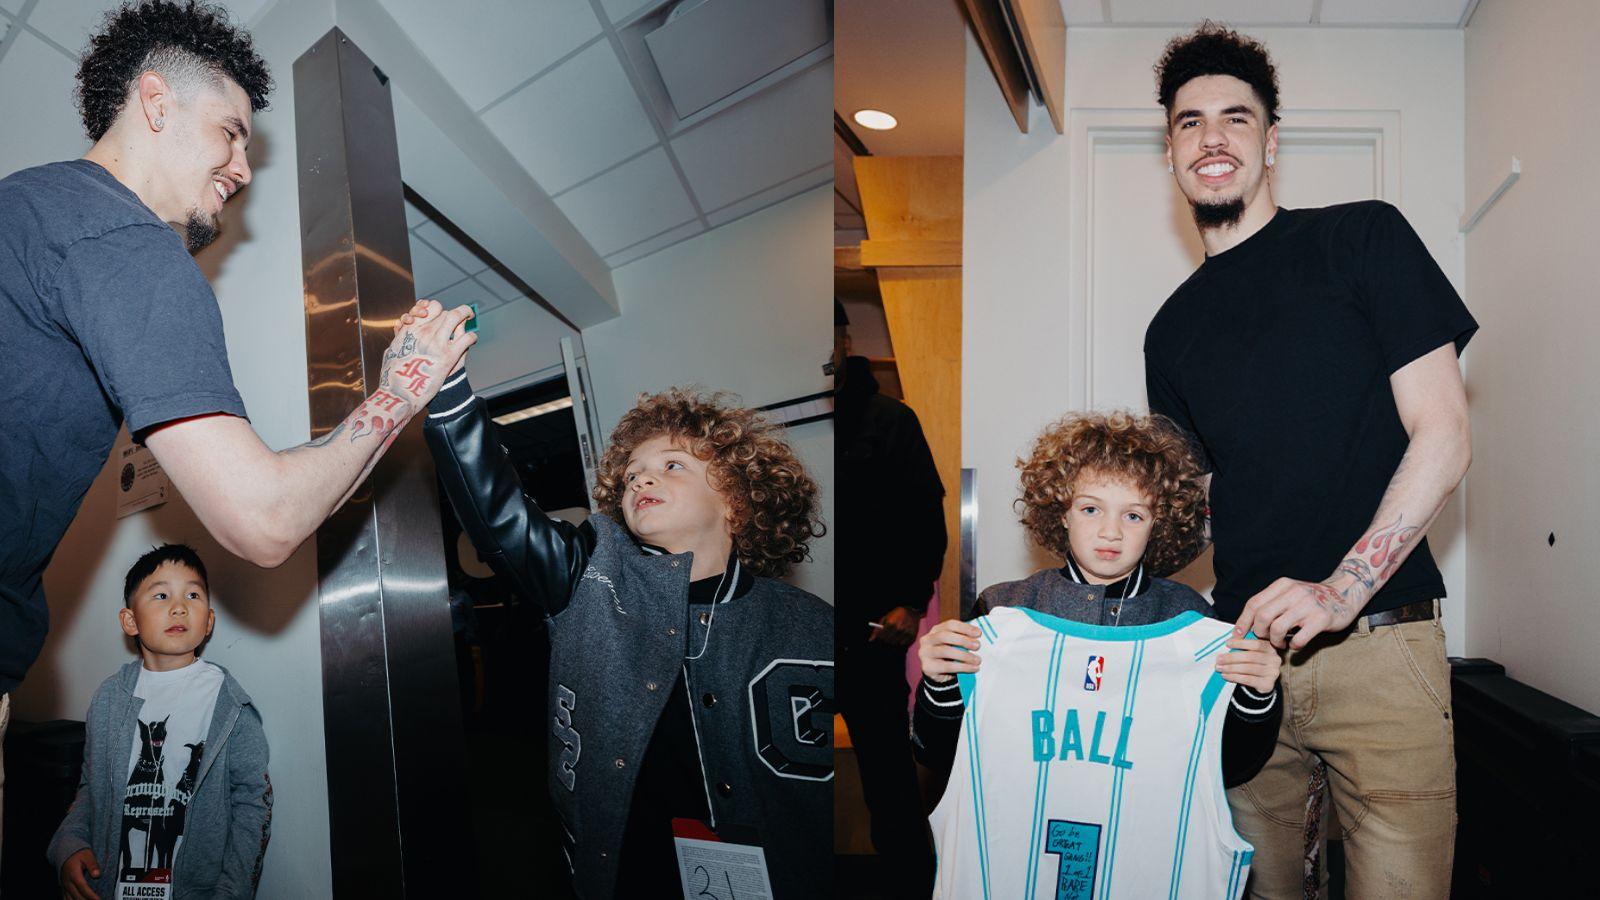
161, 75, 253, 252
1165, 74, 1277, 228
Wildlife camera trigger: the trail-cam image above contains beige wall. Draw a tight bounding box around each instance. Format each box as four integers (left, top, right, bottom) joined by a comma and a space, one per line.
963, 26, 1468, 648
1462, 0, 1600, 712
583, 187, 835, 603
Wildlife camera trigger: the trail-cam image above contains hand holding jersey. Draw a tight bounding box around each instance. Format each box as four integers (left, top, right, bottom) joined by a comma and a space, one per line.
932, 607, 1256, 899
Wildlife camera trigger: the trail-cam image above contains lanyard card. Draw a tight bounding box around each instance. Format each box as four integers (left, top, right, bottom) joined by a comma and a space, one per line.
117, 868, 172, 900
672, 818, 773, 900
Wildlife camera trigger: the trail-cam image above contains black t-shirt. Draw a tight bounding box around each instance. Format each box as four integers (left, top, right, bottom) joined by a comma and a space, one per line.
0, 160, 246, 693
1144, 201, 1477, 622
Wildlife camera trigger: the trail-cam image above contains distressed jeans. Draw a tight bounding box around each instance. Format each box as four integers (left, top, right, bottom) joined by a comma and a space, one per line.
1228, 604, 1456, 899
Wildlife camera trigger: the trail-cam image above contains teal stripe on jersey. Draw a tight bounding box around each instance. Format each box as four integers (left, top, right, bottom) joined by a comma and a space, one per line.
977, 615, 1000, 643
964, 688, 993, 900
1099, 639, 1145, 897
1192, 630, 1232, 661
1200, 671, 1226, 717
1225, 851, 1240, 898
1167, 712, 1208, 899
1025, 633, 1067, 898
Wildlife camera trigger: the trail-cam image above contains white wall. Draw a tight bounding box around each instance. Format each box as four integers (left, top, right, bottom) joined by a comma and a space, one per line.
583, 187, 834, 602
1462, 0, 1600, 713
963, 26, 1469, 649
7, 1, 336, 895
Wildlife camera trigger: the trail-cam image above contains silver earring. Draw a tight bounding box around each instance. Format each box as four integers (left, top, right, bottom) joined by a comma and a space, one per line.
1266, 154, 1274, 166
154, 117, 164, 130
1167, 163, 1174, 174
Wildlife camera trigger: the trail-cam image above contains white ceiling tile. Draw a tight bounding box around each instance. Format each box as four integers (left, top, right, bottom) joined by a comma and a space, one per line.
1318, 0, 1470, 25
482, 40, 659, 194
669, 62, 829, 212
408, 234, 469, 297
599, 0, 656, 25
1064, 0, 1105, 24
705, 165, 827, 228
0, 30, 91, 175
604, 219, 704, 268
414, 220, 488, 274
473, 267, 523, 302
554, 148, 698, 256
434, 276, 508, 315
403, 198, 427, 229
1108, 0, 1313, 24
382, 0, 602, 110
1, 1, 25, 16
24, 0, 111, 51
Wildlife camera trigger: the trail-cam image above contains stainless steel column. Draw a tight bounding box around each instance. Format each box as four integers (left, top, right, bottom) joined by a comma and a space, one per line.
294, 28, 470, 895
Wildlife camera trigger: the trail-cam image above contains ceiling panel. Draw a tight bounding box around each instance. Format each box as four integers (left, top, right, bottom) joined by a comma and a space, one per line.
483, 40, 659, 195
473, 266, 524, 302
670, 62, 829, 212
25, 0, 113, 50
599, 0, 657, 26
1108, 0, 1314, 24
433, 275, 509, 315
382, 0, 602, 110
414, 220, 487, 275
1319, 0, 1471, 25
1063, 0, 1105, 25
604, 219, 705, 268
0, 30, 90, 175
408, 234, 469, 297
403, 197, 427, 229
0, 1, 25, 15
834, 0, 965, 156
705, 165, 827, 227
553, 148, 698, 256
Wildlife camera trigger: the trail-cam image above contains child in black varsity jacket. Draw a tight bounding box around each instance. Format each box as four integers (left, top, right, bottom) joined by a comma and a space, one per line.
913, 411, 1282, 785
418, 343, 832, 900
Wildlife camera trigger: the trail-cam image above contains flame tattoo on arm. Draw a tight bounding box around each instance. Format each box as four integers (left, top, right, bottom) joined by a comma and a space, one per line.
1354, 515, 1421, 581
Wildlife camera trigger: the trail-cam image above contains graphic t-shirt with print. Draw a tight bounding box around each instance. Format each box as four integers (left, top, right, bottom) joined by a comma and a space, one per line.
119, 660, 225, 898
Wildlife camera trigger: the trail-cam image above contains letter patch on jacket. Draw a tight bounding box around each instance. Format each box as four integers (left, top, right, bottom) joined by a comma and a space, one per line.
553, 683, 582, 791
747, 659, 834, 782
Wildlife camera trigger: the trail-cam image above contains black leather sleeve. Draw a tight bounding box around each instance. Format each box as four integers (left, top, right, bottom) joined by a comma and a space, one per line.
422, 377, 595, 617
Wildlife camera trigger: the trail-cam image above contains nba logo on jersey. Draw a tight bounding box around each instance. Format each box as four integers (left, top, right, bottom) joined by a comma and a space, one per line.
1084, 655, 1105, 692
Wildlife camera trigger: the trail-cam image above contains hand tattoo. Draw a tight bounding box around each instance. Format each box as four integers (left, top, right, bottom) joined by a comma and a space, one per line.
392, 357, 434, 398
1307, 582, 1349, 619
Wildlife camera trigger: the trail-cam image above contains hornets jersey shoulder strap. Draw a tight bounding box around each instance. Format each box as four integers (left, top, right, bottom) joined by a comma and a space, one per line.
930, 606, 1253, 900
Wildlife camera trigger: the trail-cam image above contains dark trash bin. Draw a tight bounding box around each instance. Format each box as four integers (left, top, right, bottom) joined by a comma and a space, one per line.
2, 719, 85, 899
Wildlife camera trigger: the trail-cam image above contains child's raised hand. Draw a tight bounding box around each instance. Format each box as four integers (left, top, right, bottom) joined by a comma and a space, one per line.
919, 619, 983, 684
1214, 637, 1282, 694
60, 848, 102, 900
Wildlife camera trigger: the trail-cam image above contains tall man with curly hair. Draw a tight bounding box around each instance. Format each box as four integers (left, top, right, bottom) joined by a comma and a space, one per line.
0, 0, 474, 843
1143, 22, 1477, 897
421, 364, 833, 898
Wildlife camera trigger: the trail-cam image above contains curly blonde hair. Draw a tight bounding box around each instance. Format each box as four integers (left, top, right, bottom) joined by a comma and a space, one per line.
1016, 411, 1207, 576
592, 388, 824, 577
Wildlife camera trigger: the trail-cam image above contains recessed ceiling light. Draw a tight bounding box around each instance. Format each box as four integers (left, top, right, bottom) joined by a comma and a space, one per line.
853, 109, 898, 131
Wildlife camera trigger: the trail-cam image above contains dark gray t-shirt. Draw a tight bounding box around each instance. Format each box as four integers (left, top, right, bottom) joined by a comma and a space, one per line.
0, 159, 246, 693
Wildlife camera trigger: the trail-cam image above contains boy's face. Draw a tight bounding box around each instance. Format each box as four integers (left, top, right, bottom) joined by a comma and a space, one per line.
1064, 471, 1155, 585
120, 561, 215, 662
620, 434, 733, 553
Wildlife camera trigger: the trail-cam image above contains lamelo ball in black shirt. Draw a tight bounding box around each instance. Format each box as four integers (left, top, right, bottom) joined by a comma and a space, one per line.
1144, 201, 1477, 622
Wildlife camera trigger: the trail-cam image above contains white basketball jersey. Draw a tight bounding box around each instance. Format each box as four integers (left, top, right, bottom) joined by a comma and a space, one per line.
930, 606, 1254, 900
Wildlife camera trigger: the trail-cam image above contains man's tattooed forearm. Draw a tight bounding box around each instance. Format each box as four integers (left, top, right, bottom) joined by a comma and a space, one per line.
347, 390, 410, 442
303, 421, 347, 449
1354, 515, 1421, 580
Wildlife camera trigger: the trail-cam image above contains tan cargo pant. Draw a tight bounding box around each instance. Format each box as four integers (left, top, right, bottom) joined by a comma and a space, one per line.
1228, 604, 1456, 899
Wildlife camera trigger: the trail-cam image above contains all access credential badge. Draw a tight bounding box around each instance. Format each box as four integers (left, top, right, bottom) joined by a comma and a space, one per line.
117, 867, 171, 899
1083, 655, 1105, 692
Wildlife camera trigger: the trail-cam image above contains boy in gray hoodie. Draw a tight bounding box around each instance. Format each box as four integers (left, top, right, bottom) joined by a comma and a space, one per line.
49, 545, 271, 900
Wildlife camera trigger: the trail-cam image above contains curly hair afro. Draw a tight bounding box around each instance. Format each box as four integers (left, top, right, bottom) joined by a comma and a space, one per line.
592, 389, 824, 578
1155, 20, 1280, 126
76, 1, 272, 141
1016, 411, 1208, 577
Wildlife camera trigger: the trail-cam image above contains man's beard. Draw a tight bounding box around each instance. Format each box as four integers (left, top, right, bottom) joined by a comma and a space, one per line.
183, 210, 219, 253
1190, 196, 1246, 230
